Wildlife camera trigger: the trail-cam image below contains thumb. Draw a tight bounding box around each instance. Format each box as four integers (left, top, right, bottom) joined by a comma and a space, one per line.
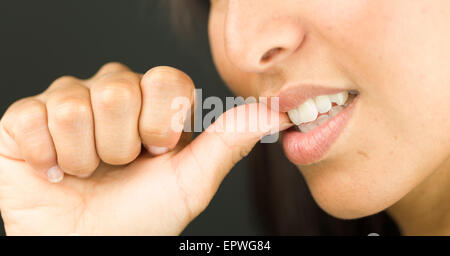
172, 103, 291, 216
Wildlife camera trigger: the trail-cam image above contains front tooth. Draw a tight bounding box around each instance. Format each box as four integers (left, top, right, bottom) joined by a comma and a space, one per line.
329, 91, 348, 106
298, 122, 318, 133
315, 114, 330, 126
329, 105, 344, 117
314, 95, 332, 113
297, 99, 319, 123
287, 108, 302, 125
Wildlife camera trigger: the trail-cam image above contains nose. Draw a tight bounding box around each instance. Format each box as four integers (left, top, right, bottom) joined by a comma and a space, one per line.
224, 0, 305, 72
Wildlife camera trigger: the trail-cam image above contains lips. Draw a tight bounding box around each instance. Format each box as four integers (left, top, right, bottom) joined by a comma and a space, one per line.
276, 85, 347, 113
277, 85, 359, 165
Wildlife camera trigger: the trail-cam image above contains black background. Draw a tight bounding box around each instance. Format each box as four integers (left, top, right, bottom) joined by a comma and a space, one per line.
0, 0, 266, 235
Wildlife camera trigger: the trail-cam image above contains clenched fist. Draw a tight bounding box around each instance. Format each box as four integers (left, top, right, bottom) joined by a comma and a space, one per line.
0, 63, 289, 235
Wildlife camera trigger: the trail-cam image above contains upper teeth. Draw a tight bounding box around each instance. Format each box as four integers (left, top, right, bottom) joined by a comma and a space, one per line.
287, 91, 349, 125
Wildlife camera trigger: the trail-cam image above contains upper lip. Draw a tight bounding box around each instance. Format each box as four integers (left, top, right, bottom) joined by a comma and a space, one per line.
273, 84, 351, 113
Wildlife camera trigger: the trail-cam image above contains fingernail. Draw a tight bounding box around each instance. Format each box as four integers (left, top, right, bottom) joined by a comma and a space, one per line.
280, 122, 294, 130
262, 123, 293, 136
47, 166, 64, 183
145, 145, 170, 156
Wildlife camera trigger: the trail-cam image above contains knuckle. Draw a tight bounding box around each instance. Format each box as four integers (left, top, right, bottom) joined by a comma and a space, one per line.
48, 76, 80, 90
51, 99, 91, 126
14, 99, 46, 131
53, 75, 78, 84
143, 66, 194, 90
41, 76, 85, 101
111, 71, 141, 89
99, 62, 129, 74
43, 76, 82, 97
93, 79, 139, 110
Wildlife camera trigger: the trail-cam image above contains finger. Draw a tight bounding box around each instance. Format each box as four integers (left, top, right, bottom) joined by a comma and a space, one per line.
90, 70, 142, 165
89, 62, 132, 83
173, 103, 292, 215
139, 66, 194, 155
0, 98, 63, 183
46, 80, 100, 177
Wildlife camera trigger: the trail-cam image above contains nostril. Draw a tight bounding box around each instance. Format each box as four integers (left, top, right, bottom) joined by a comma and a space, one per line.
260, 47, 284, 64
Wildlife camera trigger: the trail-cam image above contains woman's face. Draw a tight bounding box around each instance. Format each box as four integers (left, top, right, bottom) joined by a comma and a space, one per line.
208, 0, 450, 219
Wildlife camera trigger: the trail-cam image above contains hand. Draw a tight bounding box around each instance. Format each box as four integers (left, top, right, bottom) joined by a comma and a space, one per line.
0, 63, 290, 235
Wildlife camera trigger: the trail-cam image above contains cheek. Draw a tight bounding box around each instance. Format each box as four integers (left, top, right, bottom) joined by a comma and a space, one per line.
208, 0, 450, 218
322, 1, 450, 122
315, 0, 450, 159
300, 1, 450, 218
339, 1, 450, 147
208, 9, 257, 98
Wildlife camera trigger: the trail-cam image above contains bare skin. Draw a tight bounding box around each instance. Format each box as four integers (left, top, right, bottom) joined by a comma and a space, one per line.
0, 63, 289, 235
207, 0, 450, 235
2, 0, 450, 235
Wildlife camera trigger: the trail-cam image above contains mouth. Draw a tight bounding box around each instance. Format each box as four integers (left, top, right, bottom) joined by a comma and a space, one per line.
281, 89, 360, 165
287, 90, 358, 132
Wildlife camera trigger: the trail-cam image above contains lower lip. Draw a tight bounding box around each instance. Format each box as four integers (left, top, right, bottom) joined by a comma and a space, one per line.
282, 96, 359, 165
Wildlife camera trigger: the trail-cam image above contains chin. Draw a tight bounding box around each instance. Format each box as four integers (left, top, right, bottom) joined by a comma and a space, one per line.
299, 164, 402, 220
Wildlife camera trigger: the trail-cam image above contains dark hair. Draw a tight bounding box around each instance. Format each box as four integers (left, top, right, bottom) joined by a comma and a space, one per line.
168, 0, 400, 236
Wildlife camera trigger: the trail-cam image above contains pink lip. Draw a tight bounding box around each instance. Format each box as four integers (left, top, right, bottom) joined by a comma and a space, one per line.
282, 95, 359, 165
275, 85, 347, 113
